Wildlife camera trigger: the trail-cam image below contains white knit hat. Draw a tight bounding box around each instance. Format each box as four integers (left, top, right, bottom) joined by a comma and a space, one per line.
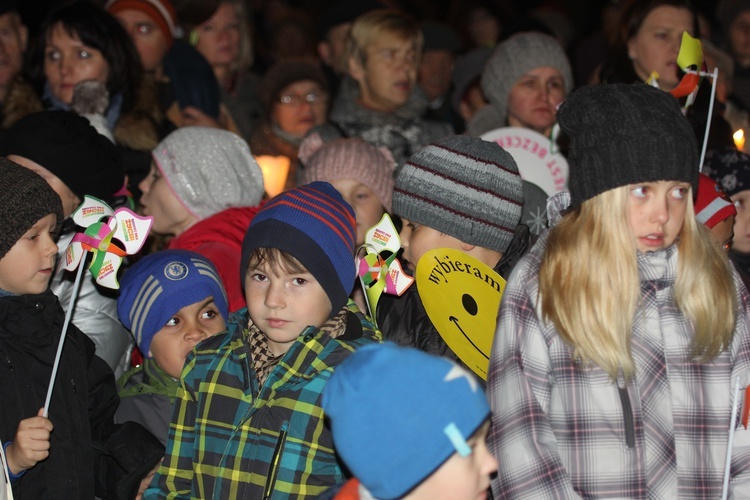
152, 127, 264, 220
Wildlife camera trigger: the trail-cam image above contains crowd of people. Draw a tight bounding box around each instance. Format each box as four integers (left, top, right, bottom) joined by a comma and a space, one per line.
1, 0, 750, 498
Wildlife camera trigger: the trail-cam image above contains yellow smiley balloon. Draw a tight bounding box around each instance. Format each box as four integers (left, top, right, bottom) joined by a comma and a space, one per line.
416, 249, 506, 380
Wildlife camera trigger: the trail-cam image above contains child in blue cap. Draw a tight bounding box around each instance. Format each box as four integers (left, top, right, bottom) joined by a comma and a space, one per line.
116, 249, 230, 445
321, 342, 497, 500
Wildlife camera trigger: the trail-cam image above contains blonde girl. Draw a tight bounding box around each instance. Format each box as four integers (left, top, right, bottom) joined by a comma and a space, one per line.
487, 83, 750, 499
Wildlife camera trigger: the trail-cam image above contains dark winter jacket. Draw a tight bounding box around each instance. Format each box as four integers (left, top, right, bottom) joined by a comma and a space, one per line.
0, 290, 163, 499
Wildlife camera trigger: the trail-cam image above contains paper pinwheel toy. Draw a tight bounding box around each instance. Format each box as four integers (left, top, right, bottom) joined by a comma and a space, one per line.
62, 195, 153, 289
357, 213, 414, 322
45, 196, 152, 417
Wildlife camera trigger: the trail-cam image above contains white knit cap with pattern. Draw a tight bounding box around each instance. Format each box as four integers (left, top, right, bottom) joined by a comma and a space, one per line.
152, 127, 264, 220
392, 135, 523, 254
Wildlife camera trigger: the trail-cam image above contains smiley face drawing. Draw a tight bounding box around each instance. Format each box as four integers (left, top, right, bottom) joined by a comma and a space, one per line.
415, 249, 506, 380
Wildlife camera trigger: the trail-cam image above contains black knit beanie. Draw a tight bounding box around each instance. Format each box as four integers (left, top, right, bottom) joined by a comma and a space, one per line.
557, 83, 699, 207
0, 158, 63, 260
2, 110, 125, 201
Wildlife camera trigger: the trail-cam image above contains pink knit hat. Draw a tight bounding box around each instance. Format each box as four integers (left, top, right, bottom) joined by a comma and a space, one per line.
299, 133, 396, 212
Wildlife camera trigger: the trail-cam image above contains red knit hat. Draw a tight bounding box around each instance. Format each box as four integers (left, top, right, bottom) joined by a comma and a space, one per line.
695, 173, 736, 229
106, 0, 177, 43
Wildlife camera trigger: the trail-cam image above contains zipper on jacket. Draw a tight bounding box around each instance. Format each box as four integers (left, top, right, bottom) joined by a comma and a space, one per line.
264, 420, 289, 500
617, 377, 635, 449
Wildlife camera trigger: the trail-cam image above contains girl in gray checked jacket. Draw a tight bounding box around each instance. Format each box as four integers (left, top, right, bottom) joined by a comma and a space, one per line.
487, 83, 750, 499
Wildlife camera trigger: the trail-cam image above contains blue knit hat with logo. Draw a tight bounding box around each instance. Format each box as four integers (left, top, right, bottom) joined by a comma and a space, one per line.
117, 249, 229, 357
240, 182, 357, 316
322, 342, 490, 499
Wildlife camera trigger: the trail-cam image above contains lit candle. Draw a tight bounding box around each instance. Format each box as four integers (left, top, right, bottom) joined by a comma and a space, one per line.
734, 129, 745, 152
255, 155, 290, 198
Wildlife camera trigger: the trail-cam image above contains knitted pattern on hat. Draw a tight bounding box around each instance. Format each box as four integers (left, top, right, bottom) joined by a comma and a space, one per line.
702, 146, 750, 197
152, 127, 264, 220
468, 32, 573, 136
695, 173, 736, 229
106, 0, 176, 39
558, 83, 698, 207
299, 134, 396, 212
322, 342, 490, 500
392, 135, 523, 254
2, 110, 126, 200
240, 182, 356, 315
117, 249, 229, 357
0, 159, 63, 260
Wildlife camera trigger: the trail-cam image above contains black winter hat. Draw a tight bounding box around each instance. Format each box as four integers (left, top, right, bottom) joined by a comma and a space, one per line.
0, 158, 63, 260
558, 83, 699, 207
2, 110, 126, 201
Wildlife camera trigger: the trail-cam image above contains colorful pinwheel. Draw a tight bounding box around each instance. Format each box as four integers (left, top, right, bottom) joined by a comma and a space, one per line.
357, 214, 413, 322
45, 196, 153, 416
62, 195, 153, 289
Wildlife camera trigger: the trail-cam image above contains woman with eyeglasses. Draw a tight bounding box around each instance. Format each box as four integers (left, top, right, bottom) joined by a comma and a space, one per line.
249, 60, 329, 191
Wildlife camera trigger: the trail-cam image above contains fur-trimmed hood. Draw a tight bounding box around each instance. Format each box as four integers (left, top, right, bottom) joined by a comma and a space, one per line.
2, 75, 164, 152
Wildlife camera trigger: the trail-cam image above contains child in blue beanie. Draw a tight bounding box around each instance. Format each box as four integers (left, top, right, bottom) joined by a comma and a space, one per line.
115, 249, 230, 445
147, 182, 381, 499
320, 342, 497, 500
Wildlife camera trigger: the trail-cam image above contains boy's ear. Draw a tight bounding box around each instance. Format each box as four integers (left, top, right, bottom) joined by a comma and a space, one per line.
459, 241, 475, 252
348, 55, 365, 82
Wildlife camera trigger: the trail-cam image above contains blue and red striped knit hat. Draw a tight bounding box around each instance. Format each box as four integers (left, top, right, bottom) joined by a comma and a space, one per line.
240, 182, 357, 316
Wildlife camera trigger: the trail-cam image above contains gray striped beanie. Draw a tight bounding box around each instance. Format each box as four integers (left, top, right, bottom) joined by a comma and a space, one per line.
393, 136, 524, 253
117, 249, 229, 357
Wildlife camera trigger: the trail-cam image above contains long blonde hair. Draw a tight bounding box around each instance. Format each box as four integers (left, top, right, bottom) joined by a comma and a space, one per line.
539, 186, 737, 379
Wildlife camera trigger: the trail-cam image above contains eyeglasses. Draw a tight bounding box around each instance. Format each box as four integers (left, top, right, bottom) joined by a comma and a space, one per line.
278, 93, 328, 106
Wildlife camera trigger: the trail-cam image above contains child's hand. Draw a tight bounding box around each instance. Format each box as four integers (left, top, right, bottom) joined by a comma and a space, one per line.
5, 408, 53, 475
135, 457, 163, 500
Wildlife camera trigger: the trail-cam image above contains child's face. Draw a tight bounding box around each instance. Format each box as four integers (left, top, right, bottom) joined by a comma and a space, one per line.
138, 162, 197, 236
626, 181, 690, 253
408, 421, 497, 500
148, 296, 227, 379
731, 190, 750, 253
709, 215, 735, 251
0, 214, 58, 295
349, 32, 418, 112
330, 179, 386, 246
245, 260, 332, 357
399, 218, 465, 271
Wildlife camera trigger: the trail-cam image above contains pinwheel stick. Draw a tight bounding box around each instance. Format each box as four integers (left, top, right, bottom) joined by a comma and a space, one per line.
699, 67, 719, 172
43, 254, 87, 417
721, 376, 742, 500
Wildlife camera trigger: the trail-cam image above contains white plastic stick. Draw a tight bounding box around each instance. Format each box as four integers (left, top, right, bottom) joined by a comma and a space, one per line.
699, 67, 719, 172
43, 257, 86, 417
721, 376, 742, 500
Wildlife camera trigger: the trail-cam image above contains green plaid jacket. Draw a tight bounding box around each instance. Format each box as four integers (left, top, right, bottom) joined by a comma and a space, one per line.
145, 301, 381, 499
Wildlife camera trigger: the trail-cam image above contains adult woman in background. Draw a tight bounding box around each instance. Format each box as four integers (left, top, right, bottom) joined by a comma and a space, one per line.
248, 60, 329, 191
599, 0, 698, 91
4, 0, 162, 152
191, 0, 263, 140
